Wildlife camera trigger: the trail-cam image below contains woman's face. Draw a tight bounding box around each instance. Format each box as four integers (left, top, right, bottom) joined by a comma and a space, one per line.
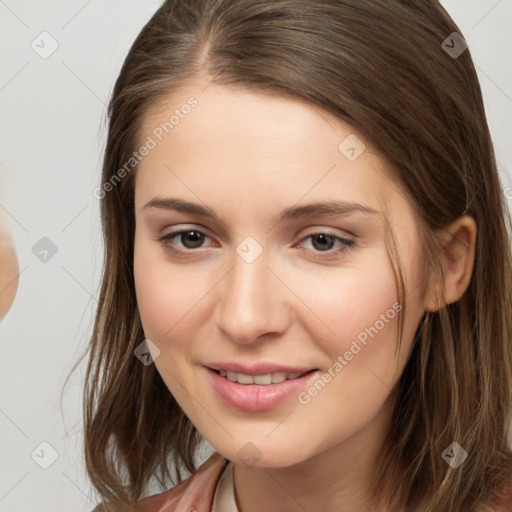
133, 80, 430, 467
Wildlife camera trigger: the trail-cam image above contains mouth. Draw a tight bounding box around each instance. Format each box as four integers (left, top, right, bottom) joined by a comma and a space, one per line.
206, 366, 321, 412
211, 368, 318, 385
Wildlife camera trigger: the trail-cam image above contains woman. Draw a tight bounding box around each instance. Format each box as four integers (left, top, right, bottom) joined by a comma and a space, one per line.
80, 1, 512, 510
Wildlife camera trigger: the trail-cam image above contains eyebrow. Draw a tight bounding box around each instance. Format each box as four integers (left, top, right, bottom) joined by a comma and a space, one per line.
142, 197, 380, 222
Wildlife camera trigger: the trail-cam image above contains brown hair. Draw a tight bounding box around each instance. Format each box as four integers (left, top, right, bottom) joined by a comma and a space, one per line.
64, 0, 512, 510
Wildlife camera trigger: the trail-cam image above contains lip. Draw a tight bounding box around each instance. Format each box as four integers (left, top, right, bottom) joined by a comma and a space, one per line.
205, 366, 320, 412
206, 362, 317, 375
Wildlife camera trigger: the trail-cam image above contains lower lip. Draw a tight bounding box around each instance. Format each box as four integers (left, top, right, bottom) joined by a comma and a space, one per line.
205, 367, 320, 412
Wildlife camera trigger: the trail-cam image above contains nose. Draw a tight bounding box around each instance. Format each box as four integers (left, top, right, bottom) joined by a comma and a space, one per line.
215, 248, 290, 345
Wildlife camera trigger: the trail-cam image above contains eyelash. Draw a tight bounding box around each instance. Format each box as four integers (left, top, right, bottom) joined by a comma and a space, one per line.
158, 229, 356, 258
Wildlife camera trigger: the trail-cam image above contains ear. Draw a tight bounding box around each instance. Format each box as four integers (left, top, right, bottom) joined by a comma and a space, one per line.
424, 215, 477, 312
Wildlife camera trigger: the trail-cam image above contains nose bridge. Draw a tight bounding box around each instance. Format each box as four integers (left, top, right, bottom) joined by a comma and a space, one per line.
216, 243, 287, 343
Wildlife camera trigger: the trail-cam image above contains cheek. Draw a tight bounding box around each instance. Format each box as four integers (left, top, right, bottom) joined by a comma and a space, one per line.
133, 242, 212, 348
282, 263, 404, 448
293, 256, 400, 355
286, 253, 408, 415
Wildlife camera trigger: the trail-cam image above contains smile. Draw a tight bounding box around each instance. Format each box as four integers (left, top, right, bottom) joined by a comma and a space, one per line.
213, 369, 312, 385
206, 367, 320, 412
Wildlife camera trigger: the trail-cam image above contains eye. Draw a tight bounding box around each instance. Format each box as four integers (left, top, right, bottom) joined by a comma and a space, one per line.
159, 229, 214, 253
298, 232, 355, 255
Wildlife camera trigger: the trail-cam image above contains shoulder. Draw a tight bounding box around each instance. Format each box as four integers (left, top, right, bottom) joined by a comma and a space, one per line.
91, 452, 229, 512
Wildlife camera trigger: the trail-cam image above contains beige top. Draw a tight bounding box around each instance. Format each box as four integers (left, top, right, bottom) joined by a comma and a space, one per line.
212, 461, 238, 512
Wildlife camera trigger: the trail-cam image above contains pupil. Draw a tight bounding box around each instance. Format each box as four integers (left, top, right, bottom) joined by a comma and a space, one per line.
183, 231, 203, 248
312, 234, 334, 251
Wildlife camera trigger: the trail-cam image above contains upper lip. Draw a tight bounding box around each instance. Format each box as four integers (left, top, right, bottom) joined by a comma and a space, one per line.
205, 362, 318, 375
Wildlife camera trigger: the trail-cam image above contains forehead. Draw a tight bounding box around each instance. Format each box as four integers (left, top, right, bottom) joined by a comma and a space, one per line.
135, 81, 408, 223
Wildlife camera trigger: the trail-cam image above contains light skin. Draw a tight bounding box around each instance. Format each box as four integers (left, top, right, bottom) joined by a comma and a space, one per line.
133, 78, 476, 512
0, 226, 19, 320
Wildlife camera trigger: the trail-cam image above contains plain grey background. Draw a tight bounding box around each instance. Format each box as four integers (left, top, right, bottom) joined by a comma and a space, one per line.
0, 1, 511, 511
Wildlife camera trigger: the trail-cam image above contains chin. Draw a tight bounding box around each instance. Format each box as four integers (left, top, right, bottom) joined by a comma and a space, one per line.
210, 438, 315, 469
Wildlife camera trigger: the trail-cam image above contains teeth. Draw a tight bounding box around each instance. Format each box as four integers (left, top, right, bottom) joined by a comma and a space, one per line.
218, 370, 308, 385
271, 372, 286, 384
254, 373, 272, 385
237, 373, 254, 385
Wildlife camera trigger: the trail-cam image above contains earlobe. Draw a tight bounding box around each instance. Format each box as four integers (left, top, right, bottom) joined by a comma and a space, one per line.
424, 215, 477, 312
